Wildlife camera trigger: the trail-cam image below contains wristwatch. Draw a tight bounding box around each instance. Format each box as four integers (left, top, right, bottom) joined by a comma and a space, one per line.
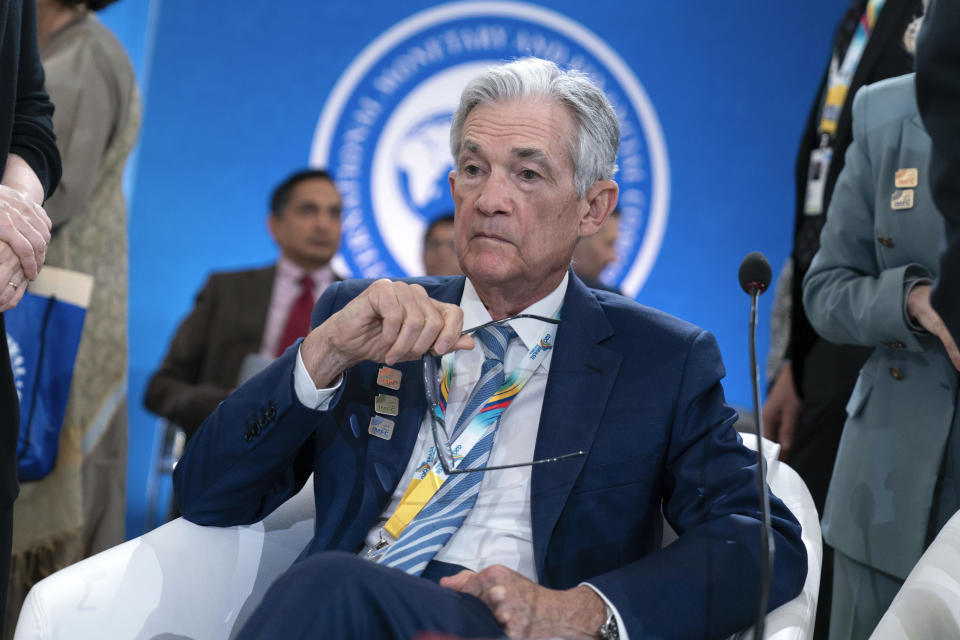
599, 605, 619, 640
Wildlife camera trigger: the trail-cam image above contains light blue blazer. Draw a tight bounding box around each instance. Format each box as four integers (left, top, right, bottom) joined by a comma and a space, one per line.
803, 73, 955, 580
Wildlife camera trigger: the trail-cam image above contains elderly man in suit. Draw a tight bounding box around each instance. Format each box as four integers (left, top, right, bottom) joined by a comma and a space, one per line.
174, 58, 806, 639
144, 168, 342, 437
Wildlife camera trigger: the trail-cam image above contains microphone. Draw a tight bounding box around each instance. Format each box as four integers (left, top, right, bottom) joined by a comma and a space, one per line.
739, 251, 772, 296
739, 251, 774, 639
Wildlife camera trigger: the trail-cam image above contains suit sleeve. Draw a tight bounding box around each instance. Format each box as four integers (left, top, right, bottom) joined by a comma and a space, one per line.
11, 0, 60, 198
172, 282, 345, 526
803, 86, 931, 352
916, 0, 960, 339
587, 331, 807, 639
143, 276, 235, 436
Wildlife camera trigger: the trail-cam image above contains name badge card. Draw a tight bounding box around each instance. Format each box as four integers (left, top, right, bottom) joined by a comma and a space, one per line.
804, 147, 833, 216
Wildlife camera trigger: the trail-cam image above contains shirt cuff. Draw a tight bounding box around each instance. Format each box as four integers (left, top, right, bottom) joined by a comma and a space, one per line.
580, 582, 630, 640
293, 345, 343, 410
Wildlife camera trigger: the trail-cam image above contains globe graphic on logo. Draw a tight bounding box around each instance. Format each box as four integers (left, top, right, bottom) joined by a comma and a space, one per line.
395, 112, 456, 223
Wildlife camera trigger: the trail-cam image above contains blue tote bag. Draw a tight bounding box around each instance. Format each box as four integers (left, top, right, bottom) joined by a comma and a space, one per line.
4, 266, 93, 481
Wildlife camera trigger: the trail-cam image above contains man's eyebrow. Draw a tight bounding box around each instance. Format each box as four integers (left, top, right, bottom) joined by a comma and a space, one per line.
513, 147, 548, 161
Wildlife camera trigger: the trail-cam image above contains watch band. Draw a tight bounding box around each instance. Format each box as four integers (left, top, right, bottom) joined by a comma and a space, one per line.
599, 605, 619, 640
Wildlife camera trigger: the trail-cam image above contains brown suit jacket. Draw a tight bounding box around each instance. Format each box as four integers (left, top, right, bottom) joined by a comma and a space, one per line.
144, 266, 275, 437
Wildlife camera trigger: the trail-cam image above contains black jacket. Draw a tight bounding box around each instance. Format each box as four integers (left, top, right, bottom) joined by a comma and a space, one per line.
0, 0, 61, 507
916, 0, 960, 340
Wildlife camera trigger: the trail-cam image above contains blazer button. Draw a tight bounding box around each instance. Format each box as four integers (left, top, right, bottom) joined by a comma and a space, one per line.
889, 367, 904, 381
877, 236, 895, 248
266, 403, 277, 419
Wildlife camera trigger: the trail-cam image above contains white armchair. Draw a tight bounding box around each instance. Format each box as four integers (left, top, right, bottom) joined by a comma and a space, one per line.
14, 436, 821, 640
869, 508, 960, 639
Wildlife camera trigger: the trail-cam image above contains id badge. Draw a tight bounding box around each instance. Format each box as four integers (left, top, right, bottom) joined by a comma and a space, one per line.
804, 147, 833, 216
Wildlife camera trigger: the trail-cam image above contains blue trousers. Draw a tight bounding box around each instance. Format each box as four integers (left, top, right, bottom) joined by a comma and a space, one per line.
235, 552, 505, 639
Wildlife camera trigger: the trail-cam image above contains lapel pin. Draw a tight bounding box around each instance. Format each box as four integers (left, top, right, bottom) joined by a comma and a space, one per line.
368, 415, 395, 441
894, 168, 918, 189
374, 393, 399, 416
377, 366, 402, 390
891, 189, 914, 211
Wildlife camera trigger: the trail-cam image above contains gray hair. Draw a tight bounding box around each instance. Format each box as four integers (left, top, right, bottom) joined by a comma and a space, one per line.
449, 57, 619, 197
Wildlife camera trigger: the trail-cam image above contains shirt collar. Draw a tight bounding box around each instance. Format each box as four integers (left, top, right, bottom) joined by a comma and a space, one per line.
277, 255, 334, 288
460, 273, 567, 350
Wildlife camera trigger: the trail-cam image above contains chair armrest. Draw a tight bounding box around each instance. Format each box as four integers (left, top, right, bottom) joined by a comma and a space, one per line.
731, 435, 823, 640
870, 510, 960, 639
14, 477, 316, 640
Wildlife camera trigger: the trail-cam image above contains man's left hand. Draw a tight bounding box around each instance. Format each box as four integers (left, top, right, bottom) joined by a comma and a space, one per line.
440, 565, 606, 639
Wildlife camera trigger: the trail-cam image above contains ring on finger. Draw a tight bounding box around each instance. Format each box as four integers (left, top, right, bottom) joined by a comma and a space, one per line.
7, 281, 17, 290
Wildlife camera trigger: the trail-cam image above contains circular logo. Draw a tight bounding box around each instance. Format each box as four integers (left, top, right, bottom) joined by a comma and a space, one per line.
312, 1, 669, 296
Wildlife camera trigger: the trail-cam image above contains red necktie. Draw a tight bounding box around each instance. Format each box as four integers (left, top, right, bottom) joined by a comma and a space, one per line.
276, 275, 315, 357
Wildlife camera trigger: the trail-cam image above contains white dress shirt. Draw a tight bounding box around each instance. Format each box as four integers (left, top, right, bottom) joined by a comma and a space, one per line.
292, 273, 628, 638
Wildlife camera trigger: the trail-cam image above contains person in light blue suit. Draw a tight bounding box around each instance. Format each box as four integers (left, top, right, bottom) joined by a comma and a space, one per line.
175, 57, 806, 640
803, 65, 960, 639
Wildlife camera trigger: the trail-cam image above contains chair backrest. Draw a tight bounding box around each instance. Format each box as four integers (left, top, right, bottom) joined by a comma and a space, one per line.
870, 508, 960, 639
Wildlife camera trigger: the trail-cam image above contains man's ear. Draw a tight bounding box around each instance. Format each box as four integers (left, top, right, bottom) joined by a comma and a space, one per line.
579, 179, 619, 238
267, 212, 280, 243
448, 170, 457, 198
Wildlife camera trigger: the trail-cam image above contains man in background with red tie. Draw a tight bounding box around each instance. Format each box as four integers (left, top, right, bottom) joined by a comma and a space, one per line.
144, 169, 342, 439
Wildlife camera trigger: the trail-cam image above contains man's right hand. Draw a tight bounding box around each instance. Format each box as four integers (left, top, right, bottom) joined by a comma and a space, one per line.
762, 362, 802, 461
300, 279, 475, 388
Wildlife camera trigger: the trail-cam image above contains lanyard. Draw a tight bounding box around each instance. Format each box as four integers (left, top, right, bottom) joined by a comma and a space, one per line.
380, 316, 559, 541
819, 0, 885, 138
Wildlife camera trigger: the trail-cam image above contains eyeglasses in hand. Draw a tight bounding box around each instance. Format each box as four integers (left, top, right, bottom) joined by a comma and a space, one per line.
422, 313, 585, 475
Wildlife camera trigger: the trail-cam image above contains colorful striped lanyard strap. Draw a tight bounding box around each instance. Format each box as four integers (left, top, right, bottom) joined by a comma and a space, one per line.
382, 314, 560, 540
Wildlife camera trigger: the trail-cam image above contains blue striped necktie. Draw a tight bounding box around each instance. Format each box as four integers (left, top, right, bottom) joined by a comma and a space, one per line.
378, 324, 516, 575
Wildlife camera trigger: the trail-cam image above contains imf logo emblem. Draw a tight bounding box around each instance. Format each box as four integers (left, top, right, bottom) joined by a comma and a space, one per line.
312, 2, 669, 296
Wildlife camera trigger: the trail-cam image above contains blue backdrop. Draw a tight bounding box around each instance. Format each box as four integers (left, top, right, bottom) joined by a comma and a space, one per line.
98, 0, 850, 538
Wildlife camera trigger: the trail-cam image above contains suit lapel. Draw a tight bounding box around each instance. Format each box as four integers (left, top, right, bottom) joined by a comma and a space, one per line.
832, 0, 916, 169
531, 275, 621, 579
360, 276, 467, 501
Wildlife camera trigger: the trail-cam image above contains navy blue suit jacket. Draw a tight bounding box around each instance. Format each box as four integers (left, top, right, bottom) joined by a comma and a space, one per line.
175, 274, 807, 639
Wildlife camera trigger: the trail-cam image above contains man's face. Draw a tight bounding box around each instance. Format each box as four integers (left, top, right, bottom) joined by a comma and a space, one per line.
269, 178, 342, 270
573, 215, 618, 281
449, 98, 590, 296
423, 221, 462, 276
